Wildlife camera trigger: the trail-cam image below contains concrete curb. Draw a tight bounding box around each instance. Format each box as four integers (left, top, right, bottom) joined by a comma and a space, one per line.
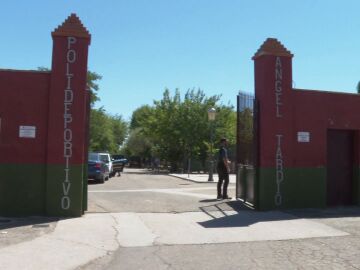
169, 173, 236, 184
169, 174, 216, 184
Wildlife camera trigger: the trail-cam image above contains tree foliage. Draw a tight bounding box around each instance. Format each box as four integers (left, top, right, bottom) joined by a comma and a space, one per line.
87, 71, 102, 107
123, 88, 239, 171
122, 128, 152, 158
85, 71, 127, 153
87, 71, 127, 153
89, 108, 127, 153
130, 105, 154, 130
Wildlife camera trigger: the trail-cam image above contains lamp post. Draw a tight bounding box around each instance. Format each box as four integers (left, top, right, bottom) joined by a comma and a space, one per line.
208, 107, 216, 181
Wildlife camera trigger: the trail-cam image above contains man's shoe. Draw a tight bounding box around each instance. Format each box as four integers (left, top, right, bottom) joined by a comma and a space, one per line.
217, 195, 222, 200
222, 195, 232, 200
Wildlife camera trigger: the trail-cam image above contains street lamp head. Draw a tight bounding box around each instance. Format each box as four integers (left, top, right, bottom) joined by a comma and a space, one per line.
208, 107, 216, 121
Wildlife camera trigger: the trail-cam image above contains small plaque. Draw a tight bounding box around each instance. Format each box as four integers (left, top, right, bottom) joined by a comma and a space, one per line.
297, 131, 310, 143
19, 126, 36, 138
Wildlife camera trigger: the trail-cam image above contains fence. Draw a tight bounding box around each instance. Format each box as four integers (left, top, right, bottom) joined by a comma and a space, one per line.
236, 165, 256, 206
236, 91, 258, 207
236, 91, 255, 165
238, 91, 254, 112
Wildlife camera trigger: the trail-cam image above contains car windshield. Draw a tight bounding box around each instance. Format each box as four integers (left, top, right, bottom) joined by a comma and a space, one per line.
88, 153, 98, 161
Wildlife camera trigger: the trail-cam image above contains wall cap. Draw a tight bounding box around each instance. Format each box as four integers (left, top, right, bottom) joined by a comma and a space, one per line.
0, 68, 50, 74
294, 88, 360, 97
52, 13, 91, 40
252, 38, 293, 60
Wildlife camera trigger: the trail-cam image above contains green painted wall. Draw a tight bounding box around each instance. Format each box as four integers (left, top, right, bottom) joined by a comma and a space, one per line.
257, 167, 327, 210
83, 164, 88, 213
0, 163, 86, 217
0, 164, 46, 216
46, 164, 85, 217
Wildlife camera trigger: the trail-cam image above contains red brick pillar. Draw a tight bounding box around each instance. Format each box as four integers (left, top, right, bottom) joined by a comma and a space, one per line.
253, 38, 293, 209
46, 14, 91, 216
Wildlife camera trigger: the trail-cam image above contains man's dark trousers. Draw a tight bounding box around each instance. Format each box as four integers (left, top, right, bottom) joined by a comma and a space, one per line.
217, 164, 229, 198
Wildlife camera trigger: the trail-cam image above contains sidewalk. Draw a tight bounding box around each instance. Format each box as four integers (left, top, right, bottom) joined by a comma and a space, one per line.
0, 211, 350, 269
169, 173, 236, 184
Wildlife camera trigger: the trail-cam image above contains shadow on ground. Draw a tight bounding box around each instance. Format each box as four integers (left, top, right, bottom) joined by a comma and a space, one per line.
286, 206, 360, 219
197, 200, 360, 229
0, 216, 62, 230
88, 179, 105, 185
198, 200, 260, 228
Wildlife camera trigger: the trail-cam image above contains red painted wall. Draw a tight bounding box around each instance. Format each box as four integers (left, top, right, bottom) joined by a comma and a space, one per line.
46, 36, 89, 165
0, 14, 91, 216
292, 90, 360, 167
0, 70, 50, 164
254, 55, 293, 168
254, 39, 360, 169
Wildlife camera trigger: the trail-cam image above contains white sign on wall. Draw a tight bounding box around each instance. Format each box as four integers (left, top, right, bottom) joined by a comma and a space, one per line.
297, 132, 310, 143
19, 126, 36, 138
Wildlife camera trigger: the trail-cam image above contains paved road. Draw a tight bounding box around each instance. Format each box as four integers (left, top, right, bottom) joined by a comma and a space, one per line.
84, 168, 360, 270
2, 168, 360, 269
87, 168, 238, 213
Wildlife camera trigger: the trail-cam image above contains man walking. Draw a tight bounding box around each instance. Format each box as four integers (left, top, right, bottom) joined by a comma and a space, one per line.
217, 138, 231, 200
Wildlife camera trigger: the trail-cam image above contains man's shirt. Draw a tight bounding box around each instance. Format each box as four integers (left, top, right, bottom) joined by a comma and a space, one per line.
218, 146, 228, 163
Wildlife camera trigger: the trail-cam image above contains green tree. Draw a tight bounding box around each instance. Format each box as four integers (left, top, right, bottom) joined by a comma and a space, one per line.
37, 66, 50, 71
109, 114, 128, 148
89, 108, 115, 152
89, 108, 128, 153
357, 81, 360, 94
122, 128, 152, 158
176, 89, 219, 170
87, 71, 102, 107
130, 105, 154, 130
125, 88, 236, 172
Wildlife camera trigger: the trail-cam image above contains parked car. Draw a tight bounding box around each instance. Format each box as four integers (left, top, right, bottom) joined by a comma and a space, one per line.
111, 155, 128, 176
112, 159, 125, 176
89, 152, 115, 177
112, 155, 128, 165
88, 153, 110, 183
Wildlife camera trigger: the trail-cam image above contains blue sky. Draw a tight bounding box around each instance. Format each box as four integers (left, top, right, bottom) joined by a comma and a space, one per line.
1, 1, 359, 120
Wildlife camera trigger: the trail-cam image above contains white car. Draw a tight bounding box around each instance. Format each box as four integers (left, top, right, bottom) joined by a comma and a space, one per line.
90, 152, 114, 178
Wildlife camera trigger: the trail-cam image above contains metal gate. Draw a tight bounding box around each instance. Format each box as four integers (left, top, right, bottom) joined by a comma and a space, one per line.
236, 91, 258, 207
